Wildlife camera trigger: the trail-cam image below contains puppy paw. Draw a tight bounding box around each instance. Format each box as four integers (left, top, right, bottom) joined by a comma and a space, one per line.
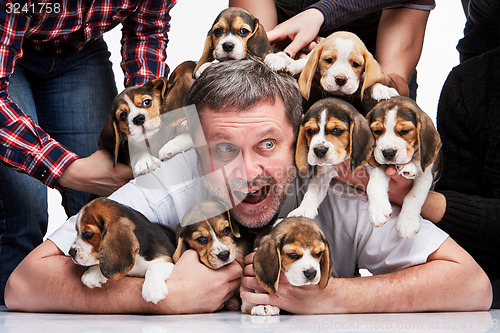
81, 266, 107, 288
288, 206, 318, 219
133, 156, 162, 176
368, 199, 392, 227
142, 280, 168, 304
396, 214, 421, 239
396, 163, 419, 180
370, 83, 399, 101
159, 141, 182, 160
264, 52, 292, 72
250, 305, 280, 316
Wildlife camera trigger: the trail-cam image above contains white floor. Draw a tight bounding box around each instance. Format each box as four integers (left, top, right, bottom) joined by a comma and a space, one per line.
1, 307, 499, 332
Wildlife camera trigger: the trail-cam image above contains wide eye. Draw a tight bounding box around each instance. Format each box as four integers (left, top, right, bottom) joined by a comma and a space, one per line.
238, 28, 250, 37
260, 140, 275, 150
142, 99, 152, 108
196, 236, 208, 245
352, 62, 361, 68
83, 231, 94, 240
213, 27, 223, 37
216, 143, 237, 153
222, 226, 231, 236
287, 252, 300, 260
324, 58, 333, 64
331, 128, 345, 136
399, 129, 410, 136
119, 112, 127, 122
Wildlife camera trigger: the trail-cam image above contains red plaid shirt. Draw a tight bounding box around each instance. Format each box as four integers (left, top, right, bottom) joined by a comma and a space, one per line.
0, 0, 175, 188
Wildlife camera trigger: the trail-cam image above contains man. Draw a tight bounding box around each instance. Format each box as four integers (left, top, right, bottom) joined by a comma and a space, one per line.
4, 60, 491, 313
0, 0, 174, 304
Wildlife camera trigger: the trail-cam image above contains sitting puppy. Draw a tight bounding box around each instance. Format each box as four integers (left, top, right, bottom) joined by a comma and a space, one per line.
288, 98, 374, 219
98, 63, 195, 176
365, 96, 442, 238
298, 31, 399, 113
242, 217, 332, 316
69, 198, 176, 304
193, 7, 299, 78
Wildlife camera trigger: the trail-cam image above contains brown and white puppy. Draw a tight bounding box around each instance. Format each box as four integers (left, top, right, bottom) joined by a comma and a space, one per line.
288, 98, 374, 219
298, 31, 398, 108
365, 96, 442, 238
193, 7, 298, 78
69, 198, 176, 304
242, 217, 332, 316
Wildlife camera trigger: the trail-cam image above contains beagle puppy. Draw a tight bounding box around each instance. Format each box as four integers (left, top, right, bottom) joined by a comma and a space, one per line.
173, 200, 252, 311
365, 96, 442, 238
193, 7, 299, 78
69, 198, 176, 304
288, 97, 374, 219
242, 217, 332, 316
98, 65, 195, 176
298, 31, 398, 110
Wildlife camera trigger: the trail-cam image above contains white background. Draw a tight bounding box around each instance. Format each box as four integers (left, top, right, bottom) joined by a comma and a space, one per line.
46, 0, 467, 236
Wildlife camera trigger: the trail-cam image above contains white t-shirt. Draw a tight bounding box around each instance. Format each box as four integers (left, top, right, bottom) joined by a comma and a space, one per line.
49, 149, 448, 278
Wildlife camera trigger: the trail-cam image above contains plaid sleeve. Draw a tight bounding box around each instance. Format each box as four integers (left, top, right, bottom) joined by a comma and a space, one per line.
120, 0, 176, 87
0, 9, 78, 188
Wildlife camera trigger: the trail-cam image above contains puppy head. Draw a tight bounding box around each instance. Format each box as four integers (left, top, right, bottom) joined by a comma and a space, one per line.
69, 198, 140, 280
173, 200, 240, 269
295, 98, 374, 173
98, 78, 168, 164
193, 7, 271, 75
367, 96, 441, 170
298, 31, 384, 100
253, 217, 332, 294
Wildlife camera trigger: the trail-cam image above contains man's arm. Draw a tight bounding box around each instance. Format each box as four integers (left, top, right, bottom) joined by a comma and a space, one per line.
241, 237, 492, 313
5, 241, 241, 314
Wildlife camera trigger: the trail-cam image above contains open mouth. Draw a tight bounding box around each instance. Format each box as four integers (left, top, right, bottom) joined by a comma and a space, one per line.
233, 185, 270, 204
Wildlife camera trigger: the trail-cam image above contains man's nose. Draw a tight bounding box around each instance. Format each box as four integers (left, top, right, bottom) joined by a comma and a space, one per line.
242, 152, 264, 181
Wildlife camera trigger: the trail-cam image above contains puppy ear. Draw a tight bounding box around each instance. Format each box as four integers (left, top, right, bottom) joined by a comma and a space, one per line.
360, 50, 385, 99
150, 77, 168, 99
349, 110, 375, 171
298, 45, 322, 100
99, 217, 140, 280
254, 234, 281, 294
247, 19, 272, 59
98, 113, 120, 166
295, 124, 309, 174
193, 33, 215, 78
319, 232, 332, 289
172, 237, 188, 263
215, 198, 240, 238
417, 109, 442, 171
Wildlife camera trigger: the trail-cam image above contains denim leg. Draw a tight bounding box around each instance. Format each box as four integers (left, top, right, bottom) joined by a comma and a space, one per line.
22, 38, 118, 217
0, 67, 48, 305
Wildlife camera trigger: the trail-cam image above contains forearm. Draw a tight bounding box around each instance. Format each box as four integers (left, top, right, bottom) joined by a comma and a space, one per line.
229, 0, 277, 31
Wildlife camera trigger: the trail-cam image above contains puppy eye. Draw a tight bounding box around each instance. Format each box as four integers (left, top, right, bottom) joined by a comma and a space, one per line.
324, 58, 333, 64
196, 236, 208, 245
119, 112, 128, 122
213, 27, 223, 37
331, 128, 345, 136
286, 253, 300, 260
306, 128, 315, 137
83, 231, 94, 240
142, 99, 152, 108
399, 129, 410, 136
222, 226, 231, 236
372, 129, 383, 136
352, 62, 361, 68
314, 251, 324, 258
238, 28, 250, 37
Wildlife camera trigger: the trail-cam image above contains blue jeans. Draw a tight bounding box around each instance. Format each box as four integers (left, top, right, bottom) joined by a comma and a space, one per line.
0, 37, 117, 304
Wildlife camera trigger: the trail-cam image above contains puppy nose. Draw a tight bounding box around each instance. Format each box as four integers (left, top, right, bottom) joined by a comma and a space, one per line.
133, 114, 145, 126
69, 247, 77, 259
222, 42, 234, 53
335, 76, 347, 86
304, 268, 317, 281
217, 250, 230, 261
313, 146, 328, 158
382, 149, 397, 161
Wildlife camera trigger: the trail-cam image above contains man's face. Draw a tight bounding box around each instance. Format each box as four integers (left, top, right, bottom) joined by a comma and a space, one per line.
196, 98, 296, 228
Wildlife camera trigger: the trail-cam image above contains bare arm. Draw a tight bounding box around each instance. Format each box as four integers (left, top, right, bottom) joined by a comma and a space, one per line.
5, 241, 241, 314
241, 237, 492, 313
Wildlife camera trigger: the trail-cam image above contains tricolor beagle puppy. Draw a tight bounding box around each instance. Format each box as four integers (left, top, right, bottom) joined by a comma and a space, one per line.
193, 7, 299, 78
288, 98, 374, 219
242, 217, 332, 316
69, 198, 176, 304
365, 96, 442, 238
298, 31, 398, 110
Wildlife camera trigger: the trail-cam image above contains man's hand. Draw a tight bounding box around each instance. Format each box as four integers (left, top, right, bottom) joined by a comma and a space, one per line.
58, 149, 133, 196
162, 250, 242, 314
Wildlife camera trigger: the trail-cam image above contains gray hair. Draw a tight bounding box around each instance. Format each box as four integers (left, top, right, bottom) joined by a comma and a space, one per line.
185, 59, 302, 137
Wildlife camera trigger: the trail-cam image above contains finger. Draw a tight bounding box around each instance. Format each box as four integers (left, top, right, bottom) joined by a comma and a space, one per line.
228, 277, 242, 291
223, 260, 243, 278
266, 26, 287, 44
242, 276, 266, 292
386, 165, 398, 178
244, 251, 255, 264
240, 290, 277, 307
243, 263, 254, 276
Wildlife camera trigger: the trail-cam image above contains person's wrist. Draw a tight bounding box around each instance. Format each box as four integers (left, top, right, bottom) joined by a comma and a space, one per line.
386, 73, 409, 97
57, 159, 80, 189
